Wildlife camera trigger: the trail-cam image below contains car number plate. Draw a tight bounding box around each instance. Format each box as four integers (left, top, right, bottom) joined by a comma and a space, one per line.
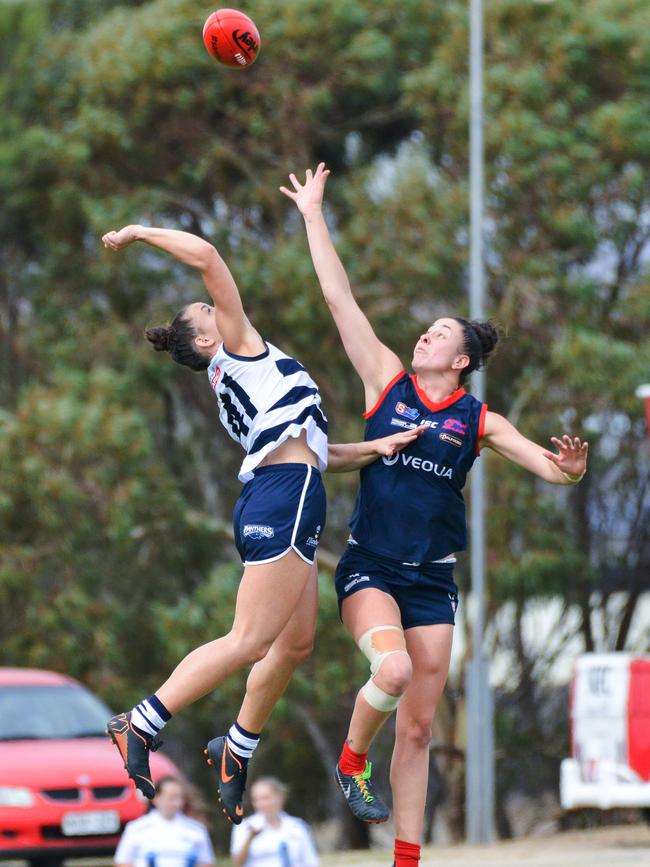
61, 810, 120, 836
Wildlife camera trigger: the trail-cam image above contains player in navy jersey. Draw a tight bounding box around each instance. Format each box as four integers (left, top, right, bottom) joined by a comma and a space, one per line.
282, 166, 588, 867
100, 224, 420, 825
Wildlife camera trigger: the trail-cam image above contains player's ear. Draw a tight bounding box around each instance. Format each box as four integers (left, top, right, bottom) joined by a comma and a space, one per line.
452, 353, 470, 371
195, 334, 216, 349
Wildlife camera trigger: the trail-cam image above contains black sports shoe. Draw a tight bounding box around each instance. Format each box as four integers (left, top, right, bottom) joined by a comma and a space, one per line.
335, 760, 390, 823
106, 711, 161, 799
205, 735, 247, 824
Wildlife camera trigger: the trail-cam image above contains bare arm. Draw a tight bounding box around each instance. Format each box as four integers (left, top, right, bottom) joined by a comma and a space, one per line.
328, 426, 426, 473
102, 225, 264, 355
481, 411, 588, 484
280, 165, 403, 409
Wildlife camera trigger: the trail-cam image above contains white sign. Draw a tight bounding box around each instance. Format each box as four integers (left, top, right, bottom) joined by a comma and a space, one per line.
61, 810, 120, 836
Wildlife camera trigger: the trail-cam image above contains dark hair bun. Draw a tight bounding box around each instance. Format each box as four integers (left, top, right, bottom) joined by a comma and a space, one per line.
470, 319, 499, 363
145, 325, 171, 352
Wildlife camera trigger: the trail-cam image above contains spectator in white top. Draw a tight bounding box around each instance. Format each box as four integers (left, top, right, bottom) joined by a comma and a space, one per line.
115, 776, 214, 867
231, 777, 319, 867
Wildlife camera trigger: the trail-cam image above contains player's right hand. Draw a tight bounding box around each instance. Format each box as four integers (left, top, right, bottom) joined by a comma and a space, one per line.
101, 225, 140, 251
279, 162, 330, 216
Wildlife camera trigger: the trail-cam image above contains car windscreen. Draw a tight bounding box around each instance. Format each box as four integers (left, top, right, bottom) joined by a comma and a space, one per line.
0, 684, 112, 740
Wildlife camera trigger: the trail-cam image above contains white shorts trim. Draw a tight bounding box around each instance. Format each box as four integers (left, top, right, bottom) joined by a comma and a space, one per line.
243, 546, 316, 567
244, 547, 292, 567
290, 464, 312, 548
290, 544, 316, 565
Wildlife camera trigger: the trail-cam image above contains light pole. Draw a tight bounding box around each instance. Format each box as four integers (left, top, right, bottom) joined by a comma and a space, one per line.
465, 0, 495, 844
635, 384, 650, 440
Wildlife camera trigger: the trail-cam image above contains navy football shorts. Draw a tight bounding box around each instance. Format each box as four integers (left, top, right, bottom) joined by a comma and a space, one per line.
334, 544, 459, 629
233, 463, 326, 566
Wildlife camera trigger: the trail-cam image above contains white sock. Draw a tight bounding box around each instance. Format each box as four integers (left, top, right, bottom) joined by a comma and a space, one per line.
130, 695, 171, 737
226, 721, 260, 762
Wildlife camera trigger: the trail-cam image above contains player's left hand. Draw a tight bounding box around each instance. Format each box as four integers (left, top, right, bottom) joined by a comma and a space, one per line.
373, 425, 427, 458
543, 435, 589, 480
101, 225, 140, 251
280, 163, 330, 215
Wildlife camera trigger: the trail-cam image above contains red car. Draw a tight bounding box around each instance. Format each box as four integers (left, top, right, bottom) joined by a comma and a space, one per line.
0, 667, 181, 867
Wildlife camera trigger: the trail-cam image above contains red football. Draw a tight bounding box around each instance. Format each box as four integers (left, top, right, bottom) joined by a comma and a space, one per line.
202, 8, 261, 68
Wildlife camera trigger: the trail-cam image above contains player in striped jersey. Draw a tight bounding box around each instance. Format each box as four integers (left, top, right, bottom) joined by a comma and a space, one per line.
283, 166, 588, 867
100, 223, 419, 825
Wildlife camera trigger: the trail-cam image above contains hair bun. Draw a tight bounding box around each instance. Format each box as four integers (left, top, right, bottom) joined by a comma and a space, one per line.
471, 319, 499, 361
145, 325, 171, 352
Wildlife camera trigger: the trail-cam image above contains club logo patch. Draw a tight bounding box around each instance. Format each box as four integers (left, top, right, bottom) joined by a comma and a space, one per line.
442, 418, 467, 435
448, 592, 458, 613
439, 432, 463, 447
243, 524, 274, 539
395, 401, 420, 420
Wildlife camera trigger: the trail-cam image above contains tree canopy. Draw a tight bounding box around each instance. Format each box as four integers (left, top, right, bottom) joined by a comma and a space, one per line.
1, 0, 649, 848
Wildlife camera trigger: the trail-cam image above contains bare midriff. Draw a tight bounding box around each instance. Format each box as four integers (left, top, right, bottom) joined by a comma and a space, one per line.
258, 429, 319, 469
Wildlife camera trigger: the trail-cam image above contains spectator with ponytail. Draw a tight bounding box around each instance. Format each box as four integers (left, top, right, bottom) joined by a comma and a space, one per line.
282, 164, 588, 867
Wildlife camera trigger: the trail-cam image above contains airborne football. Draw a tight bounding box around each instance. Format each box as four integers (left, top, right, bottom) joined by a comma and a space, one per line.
202, 8, 260, 68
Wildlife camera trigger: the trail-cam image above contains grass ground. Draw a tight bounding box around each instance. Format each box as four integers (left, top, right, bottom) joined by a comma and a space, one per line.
319, 824, 650, 866
3, 823, 650, 866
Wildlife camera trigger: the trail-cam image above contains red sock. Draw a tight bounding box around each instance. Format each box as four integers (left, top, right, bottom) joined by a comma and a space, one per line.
338, 740, 367, 775
394, 838, 420, 866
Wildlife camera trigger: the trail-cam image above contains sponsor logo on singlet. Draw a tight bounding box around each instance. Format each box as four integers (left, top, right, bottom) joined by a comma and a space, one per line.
344, 574, 371, 593
391, 418, 418, 430
442, 418, 467, 435
395, 401, 420, 420
243, 524, 275, 539
391, 417, 441, 431
381, 452, 453, 478
439, 432, 463, 447
210, 366, 221, 388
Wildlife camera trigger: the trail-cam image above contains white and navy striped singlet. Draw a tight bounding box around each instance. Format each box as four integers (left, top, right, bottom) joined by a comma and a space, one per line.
207, 341, 329, 482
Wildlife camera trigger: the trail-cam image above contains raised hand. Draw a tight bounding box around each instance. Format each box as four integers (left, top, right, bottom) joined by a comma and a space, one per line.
543, 435, 589, 480
279, 162, 330, 216
101, 225, 140, 251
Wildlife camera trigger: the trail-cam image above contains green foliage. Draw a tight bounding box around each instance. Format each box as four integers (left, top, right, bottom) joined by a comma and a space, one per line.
0, 364, 220, 696
1, 0, 649, 845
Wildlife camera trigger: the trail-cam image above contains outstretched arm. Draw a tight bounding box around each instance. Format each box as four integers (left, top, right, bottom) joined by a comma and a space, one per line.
101, 225, 263, 355
328, 426, 426, 473
481, 412, 588, 484
280, 164, 403, 410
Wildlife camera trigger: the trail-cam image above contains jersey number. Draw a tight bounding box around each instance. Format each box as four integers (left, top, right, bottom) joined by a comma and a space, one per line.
221, 393, 249, 438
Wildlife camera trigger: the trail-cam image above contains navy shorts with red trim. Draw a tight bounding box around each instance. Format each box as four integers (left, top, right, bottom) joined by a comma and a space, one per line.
334, 543, 459, 629
233, 463, 326, 566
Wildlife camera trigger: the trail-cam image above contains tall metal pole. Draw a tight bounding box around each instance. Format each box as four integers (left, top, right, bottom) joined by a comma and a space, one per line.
465, 0, 495, 843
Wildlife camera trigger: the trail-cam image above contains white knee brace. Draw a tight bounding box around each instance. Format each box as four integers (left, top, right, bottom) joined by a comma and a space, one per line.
358, 625, 409, 713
